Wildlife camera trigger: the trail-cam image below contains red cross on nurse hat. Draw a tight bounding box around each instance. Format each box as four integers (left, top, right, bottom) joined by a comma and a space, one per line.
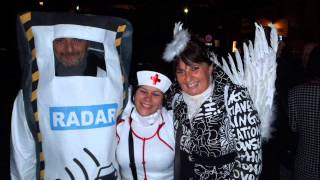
137, 70, 172, 93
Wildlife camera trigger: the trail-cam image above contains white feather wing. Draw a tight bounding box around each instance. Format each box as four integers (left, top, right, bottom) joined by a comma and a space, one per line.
215, 23, 278, 141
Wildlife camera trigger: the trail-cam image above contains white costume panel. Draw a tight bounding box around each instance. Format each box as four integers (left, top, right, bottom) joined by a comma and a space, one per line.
116, 108, 174, 180
39, 25, 120, 179
10, 91, 36, 180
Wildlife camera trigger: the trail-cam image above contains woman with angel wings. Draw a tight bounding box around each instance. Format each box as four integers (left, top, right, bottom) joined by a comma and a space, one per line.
163, 22, 278, 180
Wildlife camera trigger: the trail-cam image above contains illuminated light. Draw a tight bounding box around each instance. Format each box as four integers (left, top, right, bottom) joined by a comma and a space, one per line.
112, 4, 136, 10
184, 7, 189, 14
76, 5, 80, 11
214, 40, 220, 48
39, 1, 44, 6
205, 34, 213, 42
258, 18, 272, 27
232, 41, 237, 52
279, 35, 283, 41
274, 19, 288, 37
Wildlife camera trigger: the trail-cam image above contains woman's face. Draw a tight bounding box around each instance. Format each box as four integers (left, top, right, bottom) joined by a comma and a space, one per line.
134, 85, 164, 116
176, 59, 213, 96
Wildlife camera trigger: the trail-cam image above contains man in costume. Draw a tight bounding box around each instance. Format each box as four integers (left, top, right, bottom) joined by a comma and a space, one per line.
10, 11, 132, 179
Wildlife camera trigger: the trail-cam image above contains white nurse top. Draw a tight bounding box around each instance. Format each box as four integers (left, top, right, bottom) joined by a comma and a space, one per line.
116, 107, 174, 180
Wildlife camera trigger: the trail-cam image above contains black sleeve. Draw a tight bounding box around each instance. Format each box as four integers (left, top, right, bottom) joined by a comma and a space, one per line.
225, 84, 262, 179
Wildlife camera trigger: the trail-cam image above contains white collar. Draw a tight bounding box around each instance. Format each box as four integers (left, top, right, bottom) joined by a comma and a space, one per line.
182, 83, 214, 102
182, 84, 214, 120
131, 108, 162, 127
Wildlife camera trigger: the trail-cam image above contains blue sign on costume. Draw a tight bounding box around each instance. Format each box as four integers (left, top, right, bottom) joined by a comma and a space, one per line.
50, 104, 118, 130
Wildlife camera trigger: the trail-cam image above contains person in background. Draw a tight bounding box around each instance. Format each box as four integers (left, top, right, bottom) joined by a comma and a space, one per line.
163, 22, 263, 180
116, 69, 174, 180
276, 38, 304, 179
288, 44, 320, 180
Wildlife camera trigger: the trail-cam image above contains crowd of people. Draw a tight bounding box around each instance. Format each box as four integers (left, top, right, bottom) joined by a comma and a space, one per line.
9, 11, 319, 180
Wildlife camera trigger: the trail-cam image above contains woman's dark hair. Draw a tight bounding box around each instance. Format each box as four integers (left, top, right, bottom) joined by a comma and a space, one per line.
130, 83, 139, 103
173, 34, 212, 69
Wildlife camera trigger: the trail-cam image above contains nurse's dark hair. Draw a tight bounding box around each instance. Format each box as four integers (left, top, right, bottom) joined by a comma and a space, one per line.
130, 79, 167, 106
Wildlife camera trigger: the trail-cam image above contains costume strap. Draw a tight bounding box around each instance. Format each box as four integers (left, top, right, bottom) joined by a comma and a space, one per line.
128, 127, 138, 180
128, 109, 138, 180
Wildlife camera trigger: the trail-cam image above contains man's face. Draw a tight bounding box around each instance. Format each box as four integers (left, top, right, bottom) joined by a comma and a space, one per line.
53, 38, 89, 67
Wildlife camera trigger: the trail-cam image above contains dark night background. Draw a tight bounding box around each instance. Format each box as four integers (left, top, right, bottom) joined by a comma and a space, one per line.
1, 0, 319, 179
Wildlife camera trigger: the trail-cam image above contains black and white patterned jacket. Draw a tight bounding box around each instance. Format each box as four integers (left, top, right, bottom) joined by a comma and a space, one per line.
166, 67, 262, 180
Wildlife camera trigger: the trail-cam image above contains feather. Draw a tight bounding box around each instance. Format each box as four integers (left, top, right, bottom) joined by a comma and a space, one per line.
209, 51, 218, 63
173, 22, 183, 36
235, 49, 244, 80
163, 22, 191, 62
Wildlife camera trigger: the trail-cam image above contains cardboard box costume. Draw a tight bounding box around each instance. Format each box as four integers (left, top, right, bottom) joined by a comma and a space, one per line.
11, 12, 132, 180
